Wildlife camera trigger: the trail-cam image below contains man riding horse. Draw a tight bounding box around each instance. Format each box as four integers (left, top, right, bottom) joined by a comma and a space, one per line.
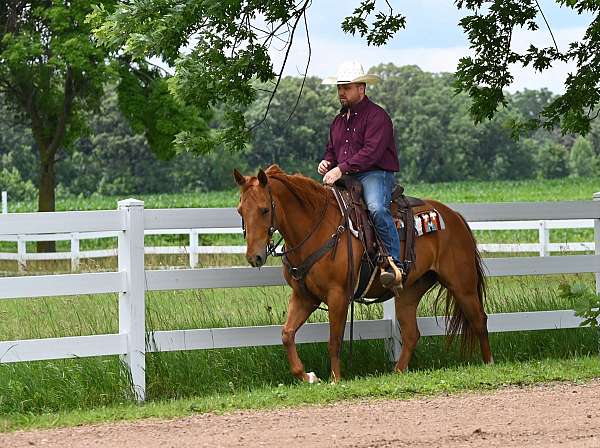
319, 60, 406, 289
234, 62, 492, 383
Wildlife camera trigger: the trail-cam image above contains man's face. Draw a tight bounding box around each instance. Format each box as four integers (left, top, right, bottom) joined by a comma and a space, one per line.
337, 83, 364, 108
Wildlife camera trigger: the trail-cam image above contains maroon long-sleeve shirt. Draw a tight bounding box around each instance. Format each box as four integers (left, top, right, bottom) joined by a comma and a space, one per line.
323, 96, 399, 174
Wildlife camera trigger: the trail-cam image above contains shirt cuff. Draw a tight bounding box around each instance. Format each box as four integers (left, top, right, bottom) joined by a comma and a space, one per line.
337, 162, 351, 175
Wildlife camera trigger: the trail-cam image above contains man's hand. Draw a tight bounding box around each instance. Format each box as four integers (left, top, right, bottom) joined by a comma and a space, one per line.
318, 160, 331, 175
323, 167, 342, 185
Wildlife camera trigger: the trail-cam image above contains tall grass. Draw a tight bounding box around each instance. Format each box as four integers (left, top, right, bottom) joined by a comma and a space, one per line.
0, 273, 597, 415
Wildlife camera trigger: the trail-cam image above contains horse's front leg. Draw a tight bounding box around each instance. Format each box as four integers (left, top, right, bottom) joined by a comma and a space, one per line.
282, 290, 319, 382
327, 288, 350, 383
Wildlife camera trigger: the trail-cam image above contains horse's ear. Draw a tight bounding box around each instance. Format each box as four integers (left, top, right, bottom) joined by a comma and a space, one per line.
257, 169, 268, 187
233, 169, 246, 186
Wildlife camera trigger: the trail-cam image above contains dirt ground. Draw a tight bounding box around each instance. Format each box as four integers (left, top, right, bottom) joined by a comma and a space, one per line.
2, 380, 600, 448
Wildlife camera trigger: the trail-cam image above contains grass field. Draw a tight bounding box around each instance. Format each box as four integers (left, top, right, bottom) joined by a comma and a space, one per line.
1, 176, 599, 430
1, 175, 600, 255
5, 175, 600, 213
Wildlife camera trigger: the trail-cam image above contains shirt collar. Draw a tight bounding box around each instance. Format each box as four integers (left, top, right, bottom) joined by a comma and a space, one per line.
339, 95, 370, 116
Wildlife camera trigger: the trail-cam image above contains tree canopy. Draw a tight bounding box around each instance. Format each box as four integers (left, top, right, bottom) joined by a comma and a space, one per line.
3, 64, 599, 201
90, 0, 600, 153
0, 3, 209, 204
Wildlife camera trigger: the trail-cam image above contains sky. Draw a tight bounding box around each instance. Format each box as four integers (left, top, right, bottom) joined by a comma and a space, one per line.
270, 0, 595, 93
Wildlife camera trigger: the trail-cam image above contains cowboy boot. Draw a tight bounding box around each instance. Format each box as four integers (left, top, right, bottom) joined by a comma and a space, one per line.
380, 256, 404, 289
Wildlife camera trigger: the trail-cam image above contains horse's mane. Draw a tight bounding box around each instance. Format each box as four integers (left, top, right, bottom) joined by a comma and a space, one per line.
265, 165, 329, 210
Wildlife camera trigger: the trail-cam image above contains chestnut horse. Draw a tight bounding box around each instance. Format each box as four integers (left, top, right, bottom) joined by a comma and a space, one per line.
234, 165, 492, 383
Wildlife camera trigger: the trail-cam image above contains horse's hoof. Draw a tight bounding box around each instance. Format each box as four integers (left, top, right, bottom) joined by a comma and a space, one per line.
306, 371, 320, 384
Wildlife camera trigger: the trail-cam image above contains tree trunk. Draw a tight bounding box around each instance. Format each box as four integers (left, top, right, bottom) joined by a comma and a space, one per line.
37, 156, 56, 253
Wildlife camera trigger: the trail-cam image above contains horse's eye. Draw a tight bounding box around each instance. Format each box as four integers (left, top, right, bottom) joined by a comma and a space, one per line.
260, 207, 269, 215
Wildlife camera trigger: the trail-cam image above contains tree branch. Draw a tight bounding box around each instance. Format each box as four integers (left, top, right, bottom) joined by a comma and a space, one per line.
535, 0, 559, 52
249, 0, 310, 132
285, 7, 311, 123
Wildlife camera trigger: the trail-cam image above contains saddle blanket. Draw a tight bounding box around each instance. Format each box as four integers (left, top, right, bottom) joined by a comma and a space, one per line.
354, 208, 445, 305
395, 209, 445, 237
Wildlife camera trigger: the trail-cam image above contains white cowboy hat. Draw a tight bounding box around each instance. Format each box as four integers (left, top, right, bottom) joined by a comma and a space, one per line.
322, 60, 381, 85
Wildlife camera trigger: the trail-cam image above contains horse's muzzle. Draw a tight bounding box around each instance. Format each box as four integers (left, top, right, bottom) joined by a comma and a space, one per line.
246, 248, 267, 268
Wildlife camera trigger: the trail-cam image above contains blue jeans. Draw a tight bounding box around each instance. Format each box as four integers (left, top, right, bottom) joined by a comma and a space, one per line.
351, 170, 400, 264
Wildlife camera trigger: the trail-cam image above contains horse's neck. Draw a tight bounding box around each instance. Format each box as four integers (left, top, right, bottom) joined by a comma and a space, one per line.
272, 182, 339, 256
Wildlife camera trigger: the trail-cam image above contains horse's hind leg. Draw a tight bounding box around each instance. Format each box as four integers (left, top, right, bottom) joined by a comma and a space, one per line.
282, 290, 319, 382
445, 281, 493, 364
394, 272, 437, 373
458, 289, 493, 364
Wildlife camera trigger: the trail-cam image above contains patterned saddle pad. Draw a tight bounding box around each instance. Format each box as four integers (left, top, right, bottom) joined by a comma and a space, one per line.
394, 209, 446, 240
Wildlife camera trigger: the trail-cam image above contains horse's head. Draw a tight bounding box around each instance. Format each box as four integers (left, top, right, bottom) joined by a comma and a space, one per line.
234, 168, 276, 268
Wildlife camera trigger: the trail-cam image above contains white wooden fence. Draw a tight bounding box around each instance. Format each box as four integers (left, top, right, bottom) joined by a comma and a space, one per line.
0, 219, 596, 273
1, 194, 599, 402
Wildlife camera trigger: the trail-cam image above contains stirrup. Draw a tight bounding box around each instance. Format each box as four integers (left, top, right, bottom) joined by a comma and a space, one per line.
379, 256, 404, 289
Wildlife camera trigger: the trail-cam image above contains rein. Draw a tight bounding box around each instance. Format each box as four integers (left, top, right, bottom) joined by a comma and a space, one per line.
241, 177, 358, 364
271, 193, 330, 258
261, 178, 331, 259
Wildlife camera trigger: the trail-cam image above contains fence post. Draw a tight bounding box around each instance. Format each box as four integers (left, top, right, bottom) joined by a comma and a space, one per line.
538, 220, 549, 257
70, 232, 80, 272
189, 229, 199, 268
382, 299, 401, 362
17, 235, 26, 272
117, 198, 146, 402
594, 192, 600, 295
2, 191, 7, 214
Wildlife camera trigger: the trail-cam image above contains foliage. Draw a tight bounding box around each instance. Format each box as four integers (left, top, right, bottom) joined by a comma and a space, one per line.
90, 0, 600, 156
0, 166, 36, 201
245, 77, 337, 176
535, 140, 569, 179
0, 0, 108, 150
2, 63, 600, 197
0, 0, 210, 217
88, 0, 291, 153
560, 282, 600, 329
57, 86, 226, 196
341, 0, 406, 46
116, 67, 210, 160
569, 136, 599, 177
455, 0, 600, 136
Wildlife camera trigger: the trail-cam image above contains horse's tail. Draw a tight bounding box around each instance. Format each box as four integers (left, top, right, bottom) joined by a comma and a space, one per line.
436, 211, 487, 355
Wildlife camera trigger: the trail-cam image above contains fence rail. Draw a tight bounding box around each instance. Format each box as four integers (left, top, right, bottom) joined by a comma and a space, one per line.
1, 194, 599, 402
0, 218, 597, 272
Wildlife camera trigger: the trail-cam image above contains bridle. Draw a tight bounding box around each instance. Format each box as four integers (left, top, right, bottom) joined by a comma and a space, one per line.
240, 178, 358, 361
241, 185, 278, 254
240, 182, 330, 260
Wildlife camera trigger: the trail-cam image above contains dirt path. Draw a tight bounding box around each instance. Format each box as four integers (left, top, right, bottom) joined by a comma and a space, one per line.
2, 380, 600, 448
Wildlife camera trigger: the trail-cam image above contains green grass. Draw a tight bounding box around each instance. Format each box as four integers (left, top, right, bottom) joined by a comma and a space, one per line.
6, 176, 600, 213
1, 176, 599, 429
1, 175, 598, 256
0, 273, 598, 420
2, 176, 599, 254
1, 356, 599, 433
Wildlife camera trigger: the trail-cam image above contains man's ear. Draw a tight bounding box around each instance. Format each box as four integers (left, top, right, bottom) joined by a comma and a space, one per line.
257, 169, 268, 187
233, 169, 246, 186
